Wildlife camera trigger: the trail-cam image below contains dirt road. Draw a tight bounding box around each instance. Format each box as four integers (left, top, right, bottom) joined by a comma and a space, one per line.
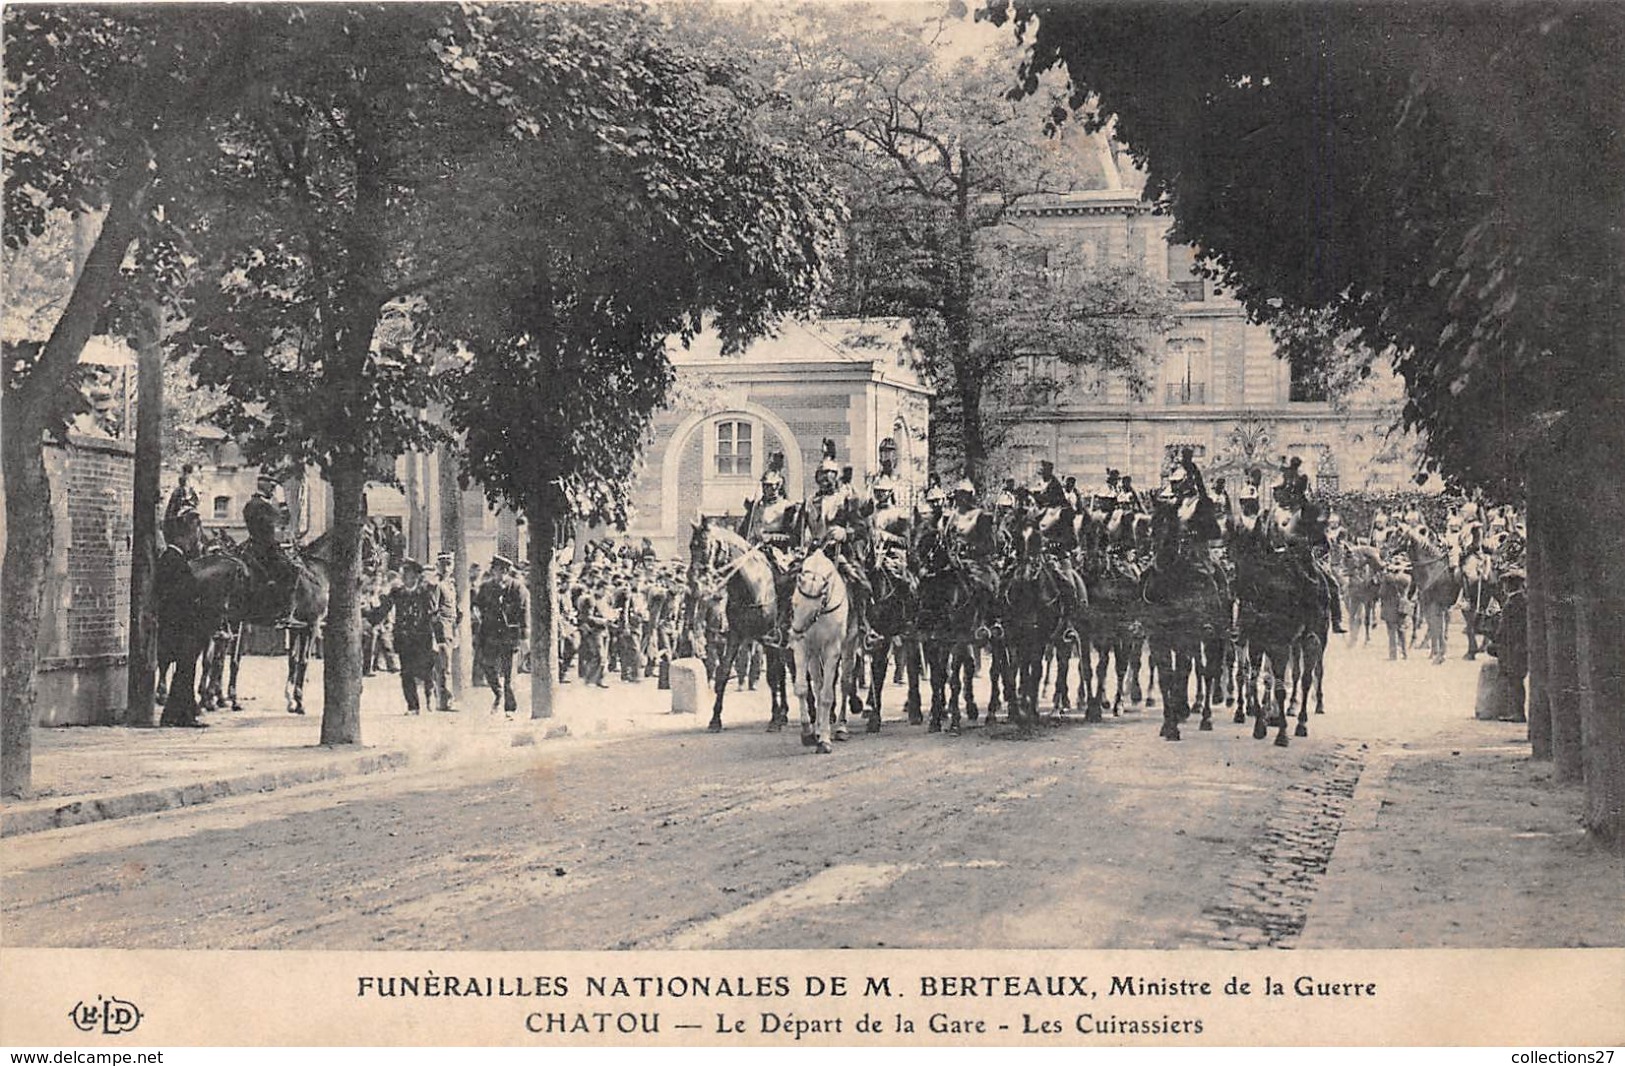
5, 640, 1619, 950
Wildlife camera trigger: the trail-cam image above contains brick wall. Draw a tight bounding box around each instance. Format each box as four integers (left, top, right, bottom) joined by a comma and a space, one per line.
37, 434, 135, 726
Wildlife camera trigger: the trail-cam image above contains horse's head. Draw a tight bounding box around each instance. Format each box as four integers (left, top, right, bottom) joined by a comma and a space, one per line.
790, 550, 841, 637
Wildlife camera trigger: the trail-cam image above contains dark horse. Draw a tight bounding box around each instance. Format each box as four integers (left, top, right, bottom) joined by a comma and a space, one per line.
1077, 509, 1146, 722
688, 519, 793, 733
1141, 498, 1230, 741
864, 547, 922, 731
187, 536, 331, 715
913, 522, 981, 735
992, 525, 1071, 732
1228, 517, 1323, 746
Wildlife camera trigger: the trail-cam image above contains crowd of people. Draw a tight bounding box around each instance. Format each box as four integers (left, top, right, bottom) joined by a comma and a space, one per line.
359, 537, 693, 716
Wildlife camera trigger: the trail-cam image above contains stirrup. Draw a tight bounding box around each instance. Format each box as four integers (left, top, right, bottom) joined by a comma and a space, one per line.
972, 624, 992, 642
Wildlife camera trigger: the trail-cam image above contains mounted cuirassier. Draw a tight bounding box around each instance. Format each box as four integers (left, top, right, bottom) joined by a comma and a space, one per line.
945, 478, 1001, 641
861, 465, 924, 726
798, 439, 869, 590
743, 452, 802, 644
1029, 468, 1086, 644
243, 473, 305, 627
867, 471, 917, 600
1168, 448, 1231, 602
1270, 457, 1346, 634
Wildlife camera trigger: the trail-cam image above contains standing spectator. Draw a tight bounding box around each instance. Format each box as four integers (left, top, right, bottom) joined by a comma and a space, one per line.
1488, 569, 1528, 722
469, 563, 490, 692
473, 555, 528, 715
557, 577, 579, 685
1379, 557, 1413, 661
616, 575, 649, 683
368, 558, 441, 714
156, 508, 206, 727
430, 551, 460, 712
369, 570, 401, 673
577, 573, 611, 688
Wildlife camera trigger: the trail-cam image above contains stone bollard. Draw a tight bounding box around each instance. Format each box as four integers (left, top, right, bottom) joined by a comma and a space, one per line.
1473, 659, 1502, 720
669, 657, 706, 714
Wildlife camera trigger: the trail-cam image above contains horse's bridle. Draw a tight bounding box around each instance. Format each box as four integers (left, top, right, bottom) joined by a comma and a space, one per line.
790, 567, 845, 637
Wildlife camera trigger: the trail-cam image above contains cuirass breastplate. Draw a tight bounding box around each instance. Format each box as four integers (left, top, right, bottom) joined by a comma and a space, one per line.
758, 498, 796, 535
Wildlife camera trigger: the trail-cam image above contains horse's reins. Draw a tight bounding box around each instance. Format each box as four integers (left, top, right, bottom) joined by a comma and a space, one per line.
790, 569, 846, 637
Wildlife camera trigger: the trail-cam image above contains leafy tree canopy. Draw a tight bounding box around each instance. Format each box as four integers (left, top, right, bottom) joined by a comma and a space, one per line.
993, 0, 1625, 493
441, 13, 843, 526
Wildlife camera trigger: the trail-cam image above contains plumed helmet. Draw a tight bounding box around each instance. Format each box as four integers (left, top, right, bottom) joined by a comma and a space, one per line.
924, 485, 947, 503
1447, 515, 1463, 530
953, 478, 976, 496
760, 469, 784, 489
817, 438, 839, 475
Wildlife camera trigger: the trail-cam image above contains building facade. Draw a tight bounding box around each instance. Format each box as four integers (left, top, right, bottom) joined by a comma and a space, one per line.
985, 188, 1424, 495
621, 318, 932, 557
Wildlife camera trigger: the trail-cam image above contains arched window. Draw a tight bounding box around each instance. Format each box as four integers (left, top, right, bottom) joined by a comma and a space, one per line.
714, 420, 753, 477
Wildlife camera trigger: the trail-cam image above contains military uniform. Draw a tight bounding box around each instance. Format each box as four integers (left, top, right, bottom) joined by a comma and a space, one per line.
473, 559, 528, 712
243, 483, 298, 620
868, 481, 917, 594
945, 481, 1001, 635
369, 565, 444, 714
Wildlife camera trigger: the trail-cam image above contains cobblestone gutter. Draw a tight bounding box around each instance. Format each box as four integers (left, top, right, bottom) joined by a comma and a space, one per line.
1187, 744, 1367, 948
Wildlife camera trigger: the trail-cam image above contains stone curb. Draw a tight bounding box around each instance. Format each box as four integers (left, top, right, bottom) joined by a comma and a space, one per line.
0, 711, 626, 839
1, 749, 412, 839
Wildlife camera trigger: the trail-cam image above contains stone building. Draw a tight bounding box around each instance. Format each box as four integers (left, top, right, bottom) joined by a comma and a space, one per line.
985, 186, 1424, 495
620, 318, 932, 557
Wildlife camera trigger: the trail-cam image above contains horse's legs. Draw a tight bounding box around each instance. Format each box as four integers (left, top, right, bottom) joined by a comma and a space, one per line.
710, 632, 742, 732
866, 638, 890, 730
1271, 648, 1291, 747
1052, 639, 1072, 714
1199, 636, 1222, 731
1232, 639, 1249, 723
1249, 646, 1269, 740
959, 643, 979, 723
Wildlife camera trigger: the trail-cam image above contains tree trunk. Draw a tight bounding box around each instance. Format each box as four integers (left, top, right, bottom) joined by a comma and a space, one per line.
1, 420, 50, 798
437, 440, 467, 691
1524, 502, 1552, 760
949, 153, 983, 485
1546, 537, 1584, 783
1, 167, 151, 797
320, 452, 368, 746
526, 501, 559, 721
1573, 414, 1625, 849
127, 300, 164, 727
957, 373, 987, 485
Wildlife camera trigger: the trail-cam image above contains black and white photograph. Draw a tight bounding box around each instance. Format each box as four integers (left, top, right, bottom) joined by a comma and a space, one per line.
1, 0, 1621, 1049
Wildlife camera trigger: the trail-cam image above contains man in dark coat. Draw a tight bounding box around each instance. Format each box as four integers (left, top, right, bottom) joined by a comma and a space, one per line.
368, 558, 442, 714
1488, 569, 1528, 722
473, 555, 529, 713
156, 508, 207, 726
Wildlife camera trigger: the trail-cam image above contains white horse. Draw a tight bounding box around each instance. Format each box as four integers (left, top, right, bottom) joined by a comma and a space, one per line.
790, 549, 849, 754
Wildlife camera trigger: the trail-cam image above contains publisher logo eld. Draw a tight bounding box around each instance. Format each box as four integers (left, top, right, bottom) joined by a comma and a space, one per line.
69, 995, 143, 1035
